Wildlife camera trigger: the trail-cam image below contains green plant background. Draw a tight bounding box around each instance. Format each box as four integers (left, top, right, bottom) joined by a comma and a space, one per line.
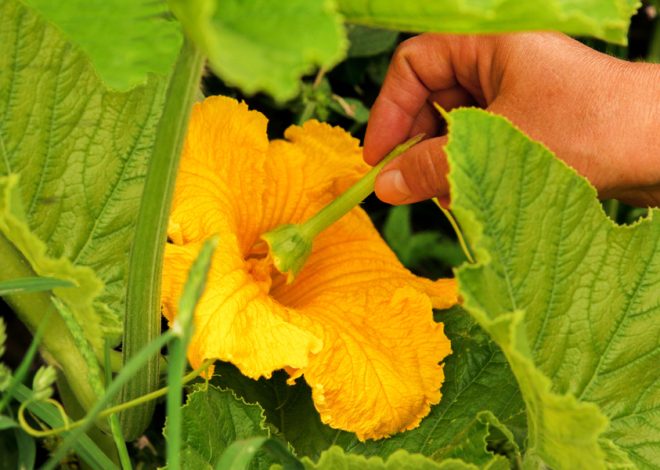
0, 0, 658, 468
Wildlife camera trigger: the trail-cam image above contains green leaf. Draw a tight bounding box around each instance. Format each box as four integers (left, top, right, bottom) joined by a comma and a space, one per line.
166, 384, 272, 469
328, 96, 370, 123
347, 25, 398, 57
0, 277, 74, 296
214, 307, 526, 466
215, 437, 303, 470
445, 108, 660, 469
0, 175, 108, 353
337, 0, 639, 44
285, 446, 480, 470
170, 0, 347, 101
431, 411, 517, 469
0, 0, 169, 347
383, 205, 465, 269
0, 416, 18, 431
21, 0, 182, 91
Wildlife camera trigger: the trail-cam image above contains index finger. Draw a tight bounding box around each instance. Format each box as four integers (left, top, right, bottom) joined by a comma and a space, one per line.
363, 34, 470, 165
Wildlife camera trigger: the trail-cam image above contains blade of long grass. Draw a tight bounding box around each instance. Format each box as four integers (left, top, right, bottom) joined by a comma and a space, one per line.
166, 237, 217, 470
0, 277, 74, 295
104, 341, 132, 470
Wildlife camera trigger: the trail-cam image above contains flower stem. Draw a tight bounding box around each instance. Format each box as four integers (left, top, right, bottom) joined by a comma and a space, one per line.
302, 134, 423, 238
263, 134, 423, 280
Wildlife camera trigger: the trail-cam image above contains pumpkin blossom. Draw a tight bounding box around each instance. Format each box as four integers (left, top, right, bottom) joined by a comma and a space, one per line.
161, 96, 458, 440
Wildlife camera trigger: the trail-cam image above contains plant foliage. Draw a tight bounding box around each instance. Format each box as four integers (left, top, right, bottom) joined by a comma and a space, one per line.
0, 0, 656, 469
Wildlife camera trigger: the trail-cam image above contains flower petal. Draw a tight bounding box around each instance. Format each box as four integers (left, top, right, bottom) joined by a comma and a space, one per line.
169, 96, 269, 253
260, 120, 370, 231
293, 287, 451, 440
162, 240, 322, 378
273, 209, 458, 310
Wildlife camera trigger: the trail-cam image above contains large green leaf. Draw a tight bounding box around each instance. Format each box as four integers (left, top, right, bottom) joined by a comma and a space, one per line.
445, 108, 660, 469
214, 307, 526, 466
0, 0, 169, 345
337, 0, 639, 44
165, 384, 271, 469
21, 0, 181, 91
0, 174, 108, 352
170, 0, 346, 101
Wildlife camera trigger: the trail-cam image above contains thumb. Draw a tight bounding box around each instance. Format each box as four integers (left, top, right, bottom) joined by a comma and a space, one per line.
374, 136, 450, 205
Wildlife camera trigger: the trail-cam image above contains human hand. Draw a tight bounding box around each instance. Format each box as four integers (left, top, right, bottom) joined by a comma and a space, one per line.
364, 33, 660, 207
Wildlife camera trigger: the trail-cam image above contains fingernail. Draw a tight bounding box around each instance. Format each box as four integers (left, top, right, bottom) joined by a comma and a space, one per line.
377, 170, 411, 204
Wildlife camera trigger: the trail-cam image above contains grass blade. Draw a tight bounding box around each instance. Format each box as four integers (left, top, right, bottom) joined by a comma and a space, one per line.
166, 237, 217, 470
0, 277, 74, 295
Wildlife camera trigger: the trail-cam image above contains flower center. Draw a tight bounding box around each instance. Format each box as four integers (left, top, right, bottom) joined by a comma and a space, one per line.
244, 240, 287, 295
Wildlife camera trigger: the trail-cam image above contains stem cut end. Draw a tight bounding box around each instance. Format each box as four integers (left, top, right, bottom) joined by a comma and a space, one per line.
261, 224, 312, 283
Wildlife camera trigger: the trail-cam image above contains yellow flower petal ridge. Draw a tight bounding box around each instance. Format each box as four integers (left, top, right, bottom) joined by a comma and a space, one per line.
162, 96, 458, 440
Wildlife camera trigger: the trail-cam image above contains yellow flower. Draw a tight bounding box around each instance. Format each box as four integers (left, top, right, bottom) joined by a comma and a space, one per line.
162, 96, 458, 440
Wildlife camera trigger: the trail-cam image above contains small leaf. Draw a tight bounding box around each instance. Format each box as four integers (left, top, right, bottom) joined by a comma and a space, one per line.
328, 96, 370, 123
21, 0, 182, 90
0, 416, 18, 431
337, 0, 639, 45
170, 0, 347, 101
165, 384, 272, 469
347, 25, 399, 57
215, 437, 303, 470
15, 427, 36, 470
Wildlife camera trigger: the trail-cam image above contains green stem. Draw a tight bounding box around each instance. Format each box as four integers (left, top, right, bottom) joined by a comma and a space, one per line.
605, 199, 620, 223
432, 198, 475, 264
650, 19, 660, 63
0, 234, 98, 411
119, 36, 205, 439
262, 134, 424, 279
302, 134, 423, 238
297, 68, 326, 125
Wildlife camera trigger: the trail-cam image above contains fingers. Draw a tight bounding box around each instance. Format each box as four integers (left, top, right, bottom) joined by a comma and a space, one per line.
374, 136, 449, 205
364, 35, 488, 166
